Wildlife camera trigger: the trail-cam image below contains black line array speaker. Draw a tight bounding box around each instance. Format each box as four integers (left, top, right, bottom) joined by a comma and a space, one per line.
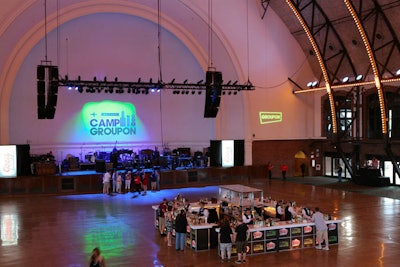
37, 65, 59, 119
204, 71, 222, 118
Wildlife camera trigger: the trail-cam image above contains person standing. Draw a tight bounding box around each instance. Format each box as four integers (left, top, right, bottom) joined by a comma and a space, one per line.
275, 201, 284, 221
267, 162, 273, 180
337, 165, 343, 182
234, 218, 249, 264
133, 171, 142, 196
219, 220, 233, 263
165, 205, 174, 247
242, 208, 254, 225
116, 172, 122, 193
150, 170, 157, 192
281, 164, 288, 180
124, 171, 131, 193
158, 198, 168, 235
142, 170, 149, 195
312, 207, 329, 250
89, 247, 106, 267
300, 162, 306, 177
112, 169, 117, 193
175, 209, 188, 251
102, 170, 111, 195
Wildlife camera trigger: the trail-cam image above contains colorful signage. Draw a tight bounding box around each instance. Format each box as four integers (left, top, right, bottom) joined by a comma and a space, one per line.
82, 101, 137, 136
0, 145, 17, 178
259, 111, 283, 124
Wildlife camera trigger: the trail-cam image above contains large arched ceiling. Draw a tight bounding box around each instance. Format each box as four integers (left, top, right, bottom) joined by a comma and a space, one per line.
269, 0, 400, 87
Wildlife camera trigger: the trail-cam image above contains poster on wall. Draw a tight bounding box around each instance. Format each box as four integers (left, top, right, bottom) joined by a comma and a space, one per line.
0, 145, 17, 178
222, 140, 234, 167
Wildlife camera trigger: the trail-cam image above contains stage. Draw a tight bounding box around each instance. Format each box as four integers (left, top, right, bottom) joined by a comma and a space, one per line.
0, 165, 268, 196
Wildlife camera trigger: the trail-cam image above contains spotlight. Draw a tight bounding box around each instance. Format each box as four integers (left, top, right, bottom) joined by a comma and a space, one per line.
228, 91, 232, 95
396, 69, 400, 76
356, 74, 363, 81
307, 81, 313, 88
198, 91, 202, 95
192, 91, 195, 94
68, 86, 73, 90
151, 88, 156, 93
222, 91, 226, 95
75, 86, 79, 91
311, 81, 318, 87
157, 89, 161, 93
233, 91, 237, 95
342, 76, 349, 83
78, 87, 83, 93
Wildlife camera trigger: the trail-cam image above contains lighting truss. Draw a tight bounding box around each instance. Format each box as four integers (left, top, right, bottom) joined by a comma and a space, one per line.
58, 77, 255, 94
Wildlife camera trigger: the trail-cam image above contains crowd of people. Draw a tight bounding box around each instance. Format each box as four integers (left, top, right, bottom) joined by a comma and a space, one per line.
101, 168, 159, 196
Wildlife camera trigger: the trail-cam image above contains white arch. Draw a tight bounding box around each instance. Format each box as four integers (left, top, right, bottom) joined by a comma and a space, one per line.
0, 0, 251, 158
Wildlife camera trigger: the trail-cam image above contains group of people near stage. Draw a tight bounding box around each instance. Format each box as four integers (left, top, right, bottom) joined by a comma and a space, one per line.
102, 168, 159, 195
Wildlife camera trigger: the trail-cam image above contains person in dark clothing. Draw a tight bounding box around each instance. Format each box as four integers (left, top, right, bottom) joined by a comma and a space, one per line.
300, 163, 306, 177
175, 209, 188, 251
219, 220, 233, 262
234, 218, 249, 264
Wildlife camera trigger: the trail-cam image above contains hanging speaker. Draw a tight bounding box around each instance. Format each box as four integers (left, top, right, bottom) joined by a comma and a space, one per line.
37, 65, 45, 80
204, 71, 222, 118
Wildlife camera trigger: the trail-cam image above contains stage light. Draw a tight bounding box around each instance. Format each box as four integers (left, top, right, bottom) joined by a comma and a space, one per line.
78, 87, 83, 93
74, 86, 79, 91
68, 86, 73, 90
356, 74, 363, 81
157, 89, 161, 92
233, 91, 238, 95
312, 81, 318, 87
192, 91, 195, 94
396, 69, 400, 76
198, 91, 202, 95
228, 91, 232, 95
307, 81, 313, 88
183, 79, 188, 84
342, 76, 349, 83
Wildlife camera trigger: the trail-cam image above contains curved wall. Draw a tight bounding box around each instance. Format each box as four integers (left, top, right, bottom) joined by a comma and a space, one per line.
1, 0, 318, 164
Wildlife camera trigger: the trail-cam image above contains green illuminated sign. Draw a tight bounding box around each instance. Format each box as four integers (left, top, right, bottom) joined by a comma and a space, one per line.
259, 111, 283, 124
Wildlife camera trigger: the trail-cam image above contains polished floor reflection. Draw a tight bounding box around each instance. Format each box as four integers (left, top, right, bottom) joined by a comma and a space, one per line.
1, 177, 400, 267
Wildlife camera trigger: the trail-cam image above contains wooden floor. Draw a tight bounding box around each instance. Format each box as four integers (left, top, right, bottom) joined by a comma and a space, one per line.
1, 177, 400, 267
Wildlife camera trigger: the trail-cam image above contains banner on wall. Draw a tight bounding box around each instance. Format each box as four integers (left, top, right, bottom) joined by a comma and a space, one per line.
0, 145, 17, 178
259, 112, 283, 125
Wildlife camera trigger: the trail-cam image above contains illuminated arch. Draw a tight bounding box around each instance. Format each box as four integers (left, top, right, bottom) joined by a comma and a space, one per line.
0, 0, 248, 143
286, 0, 338, 136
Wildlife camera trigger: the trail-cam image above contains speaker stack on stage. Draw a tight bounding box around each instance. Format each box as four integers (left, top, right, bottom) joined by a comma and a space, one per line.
37, 65, 59, 119
204, 70, 222, 118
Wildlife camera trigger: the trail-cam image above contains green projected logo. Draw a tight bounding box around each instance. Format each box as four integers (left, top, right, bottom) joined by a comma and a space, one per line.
259, 111, 283, 124
82, 101, 137, 136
